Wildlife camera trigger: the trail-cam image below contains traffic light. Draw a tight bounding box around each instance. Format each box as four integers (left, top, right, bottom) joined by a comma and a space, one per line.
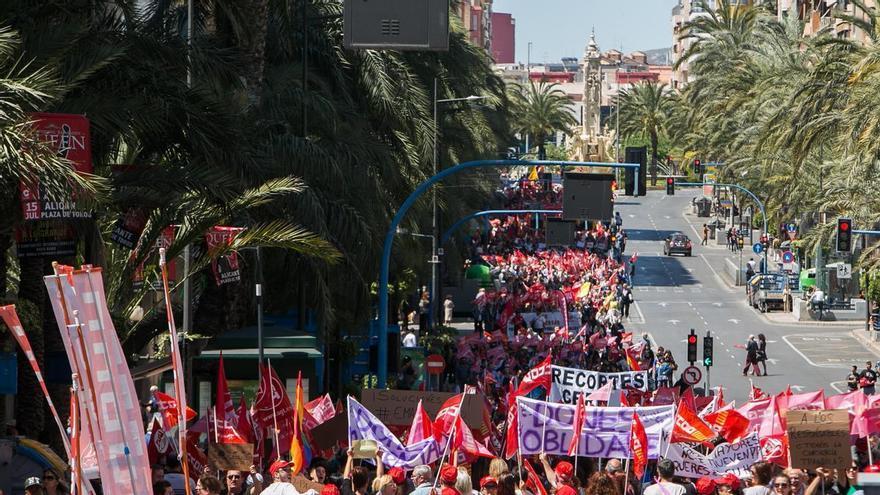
666, 177, 675, 195
687, 330, 698, 364
703, 334, 713, 367
837, 217, 852, 253
693, 159, 702, 176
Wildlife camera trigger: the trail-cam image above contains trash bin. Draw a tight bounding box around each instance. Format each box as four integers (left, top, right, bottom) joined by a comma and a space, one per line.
707, 219, 725, 240
696, 198, 712, 217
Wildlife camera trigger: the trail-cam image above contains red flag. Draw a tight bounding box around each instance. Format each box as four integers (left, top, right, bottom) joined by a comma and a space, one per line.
749, 381, 766, 401
235, 398, 264, 470
254, 362, 294, 456
704, 409, 750, 443
453, 416, 493, 458
504, 382, 519, 459
568, 393, 586, 456
758, 394, 788, 467
215, 352, 235, 423
434, 387, 472, 441
680, 387, 697, 412
671, 400, 717, 445
523, 459, 548, 495
586, 381, 613, 403
147, 418, 176, 465
516, 354, 553, 396
184, 430, 208, 483
629, 411, 648, 479
152, 389, 197, 431
406, 399, 434, 446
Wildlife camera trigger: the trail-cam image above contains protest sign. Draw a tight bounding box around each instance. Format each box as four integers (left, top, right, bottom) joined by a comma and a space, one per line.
516, 396, 673, 458
360, 389, 482, 428
351, 439, 378, 459
310, 413, 347, 451
667, 434, 761, 479
293, 475, 325, 494
550, 365, 649, 403
519, 312, 581, 331
787, 409, 851, 471
207, 444, 254, 471
348, 397, 444, 468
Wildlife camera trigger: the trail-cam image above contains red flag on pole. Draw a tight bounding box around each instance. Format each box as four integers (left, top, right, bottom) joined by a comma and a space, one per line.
568, 393, 586, 456
704, 408, 750, 444
215, 352, 235, 424
406, 399, 434, 446
503, 381, 519, 459
671, 400, 717, 445
516, 354, 553, 396
629, 411, 648, 479
254, 362, 294, 457
522, 459, 548, 495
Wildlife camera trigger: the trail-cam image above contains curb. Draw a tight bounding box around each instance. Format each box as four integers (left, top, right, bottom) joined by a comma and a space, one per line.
852, 328, 880, 354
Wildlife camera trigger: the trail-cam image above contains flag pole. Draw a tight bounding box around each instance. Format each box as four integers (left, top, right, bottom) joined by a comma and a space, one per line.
623, 458, 631, 495
71, 380, 81, 495
432, 386, 470, 492
267, 358, 281, 459
159, 249, 192, 495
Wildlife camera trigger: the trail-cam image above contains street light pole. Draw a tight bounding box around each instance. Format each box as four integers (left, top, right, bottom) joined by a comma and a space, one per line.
431, 86, 488, 329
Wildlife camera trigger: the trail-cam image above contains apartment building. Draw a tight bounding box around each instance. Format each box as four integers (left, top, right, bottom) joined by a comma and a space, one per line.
779, 0, 878, 41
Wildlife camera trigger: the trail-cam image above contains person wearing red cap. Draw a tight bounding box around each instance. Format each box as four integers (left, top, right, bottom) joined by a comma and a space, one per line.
696, 477, 717, 495
716, 473, 741, 495
440, 465, 461, 495
538, 453, 576, 490
270, 460, 293, 483
480, 476, 498, 495
323, 485, 342, 495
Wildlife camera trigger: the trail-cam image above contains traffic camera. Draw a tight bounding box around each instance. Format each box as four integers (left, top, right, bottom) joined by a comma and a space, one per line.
666, 177, 675, 195
687, 330, 697, 364
837, 217, 852, 253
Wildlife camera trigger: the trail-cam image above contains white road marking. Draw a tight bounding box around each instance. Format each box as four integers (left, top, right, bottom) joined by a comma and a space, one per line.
789, 385, 805, 392
712, 302, 723, 307
728, 319, 740, 324
830, 381, 848, 394
667, 320, 680, 325
633, 301, 647, 324
782, 334, 852, 369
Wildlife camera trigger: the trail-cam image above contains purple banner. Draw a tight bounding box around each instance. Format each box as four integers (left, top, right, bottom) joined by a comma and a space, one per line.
516, 396, 673, 458
347, 397, 444, 468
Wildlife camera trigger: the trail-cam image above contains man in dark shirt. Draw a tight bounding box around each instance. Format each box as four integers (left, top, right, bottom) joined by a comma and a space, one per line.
860, 361, 877, 395
848, 365, 861, 392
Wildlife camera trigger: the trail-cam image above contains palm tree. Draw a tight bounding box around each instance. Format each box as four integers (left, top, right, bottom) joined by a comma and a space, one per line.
617, 82, 674, 185
509, 81, 576, 159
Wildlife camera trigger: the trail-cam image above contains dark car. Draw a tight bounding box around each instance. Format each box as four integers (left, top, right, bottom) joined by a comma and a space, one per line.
663, 233, 693, 256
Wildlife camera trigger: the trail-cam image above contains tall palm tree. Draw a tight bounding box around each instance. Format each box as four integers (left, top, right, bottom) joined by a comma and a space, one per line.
617, 82, 674, 185
509, 81, 576, 159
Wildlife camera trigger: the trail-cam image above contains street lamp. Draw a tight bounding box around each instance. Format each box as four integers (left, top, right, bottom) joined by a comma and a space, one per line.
432, 79, 488, 329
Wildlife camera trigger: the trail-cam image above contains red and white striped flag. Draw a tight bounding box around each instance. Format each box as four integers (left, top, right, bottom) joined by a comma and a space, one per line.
0, 305, 71, 457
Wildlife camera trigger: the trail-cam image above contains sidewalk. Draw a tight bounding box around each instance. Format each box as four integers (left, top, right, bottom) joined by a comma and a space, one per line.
852, 326, 880, 354
762, 310, 864, 327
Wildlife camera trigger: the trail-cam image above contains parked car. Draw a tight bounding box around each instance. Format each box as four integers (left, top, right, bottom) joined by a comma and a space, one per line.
663, 233, 693, 256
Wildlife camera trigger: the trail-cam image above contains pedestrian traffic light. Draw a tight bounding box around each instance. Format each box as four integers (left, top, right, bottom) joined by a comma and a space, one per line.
837, 217, 852, 253
693, 159, 702, 176
666, 177, 675, 195
687, 330, 697, 364
703, 334, 713, 367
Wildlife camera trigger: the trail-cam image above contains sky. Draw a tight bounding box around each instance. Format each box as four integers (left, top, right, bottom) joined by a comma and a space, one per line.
492, 0, 680, 64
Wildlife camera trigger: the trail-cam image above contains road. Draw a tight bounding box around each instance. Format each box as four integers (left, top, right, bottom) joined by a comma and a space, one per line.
616, 189, 873, 403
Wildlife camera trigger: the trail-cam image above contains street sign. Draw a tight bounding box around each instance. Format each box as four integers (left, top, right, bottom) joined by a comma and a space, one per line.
786, 223, 797, 233
682, 366, 702, 385
426, 354, 446, 375
837, 263, 852, 279
782, 251, 794, 264
752, 243, 763, 254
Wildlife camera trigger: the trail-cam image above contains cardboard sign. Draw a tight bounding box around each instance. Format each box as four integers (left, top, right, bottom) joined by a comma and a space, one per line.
786, 409, 851, 470
292, 475, 325, 493
310, 413, 347, 451
207, 443, 254, 471
360, 389, 483, 428
351, 439, 378, 459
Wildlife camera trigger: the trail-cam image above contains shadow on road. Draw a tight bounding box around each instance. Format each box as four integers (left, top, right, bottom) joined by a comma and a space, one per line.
625, 229, 684, 241
632, 255, 700, 286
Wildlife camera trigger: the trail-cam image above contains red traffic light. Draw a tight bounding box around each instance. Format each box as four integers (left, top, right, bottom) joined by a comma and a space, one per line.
687, 335, 697, 344
840, 221, 850, 232
667, 177, 674, 184
694, 159, 701, 166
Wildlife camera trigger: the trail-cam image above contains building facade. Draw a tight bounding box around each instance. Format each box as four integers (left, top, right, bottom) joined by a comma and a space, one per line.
491, 12, 515, 63
671, 0, 751, 89
458, 0, 494, 53
779, 0, 878, 41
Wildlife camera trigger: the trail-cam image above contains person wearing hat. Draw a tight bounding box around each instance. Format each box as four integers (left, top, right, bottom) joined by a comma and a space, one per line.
261, 459, 320, 495
716, 474, 741, 495
480, 476, 498, 495
387, 467, 407, 495
440, 465, 460, 495
643, 459, 685, 495
24, 477, 42, 495
537, 453, 574, 489
696, 477, 718, 495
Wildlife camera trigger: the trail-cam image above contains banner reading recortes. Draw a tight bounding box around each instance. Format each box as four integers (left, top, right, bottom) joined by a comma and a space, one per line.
666, 433, 762, 479
516, 396, 673, 459
549, 365, 649, 403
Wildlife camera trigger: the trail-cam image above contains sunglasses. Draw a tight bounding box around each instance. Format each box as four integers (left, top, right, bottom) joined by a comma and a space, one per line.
227, 474, 242, 480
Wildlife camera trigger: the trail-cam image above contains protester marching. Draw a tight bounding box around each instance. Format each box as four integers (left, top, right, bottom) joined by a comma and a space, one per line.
3, 170, 880, 495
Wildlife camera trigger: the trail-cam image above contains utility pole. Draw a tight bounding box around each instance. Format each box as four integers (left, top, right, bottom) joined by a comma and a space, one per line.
182, 0, 194, 401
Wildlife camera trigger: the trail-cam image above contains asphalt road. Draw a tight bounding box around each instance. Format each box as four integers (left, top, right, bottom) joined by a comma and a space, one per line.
616, 189, 874, 403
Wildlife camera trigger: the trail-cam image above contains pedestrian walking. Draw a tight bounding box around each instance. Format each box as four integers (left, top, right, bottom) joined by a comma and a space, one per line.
847, 365, 860, 391
860, 361, 877, 395
418, 291, 430, 333
621, 284, 633, 318
756, 333, 768, 376
743, 335, 759, 376
746, 258, 756, 281
628, 254, 637, 282
615, 211, 623, 229
702, 224, 709, 246
443, 295, 455, 326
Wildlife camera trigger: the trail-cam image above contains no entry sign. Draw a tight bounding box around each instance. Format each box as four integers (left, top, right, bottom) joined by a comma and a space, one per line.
426, 354, 445, 375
